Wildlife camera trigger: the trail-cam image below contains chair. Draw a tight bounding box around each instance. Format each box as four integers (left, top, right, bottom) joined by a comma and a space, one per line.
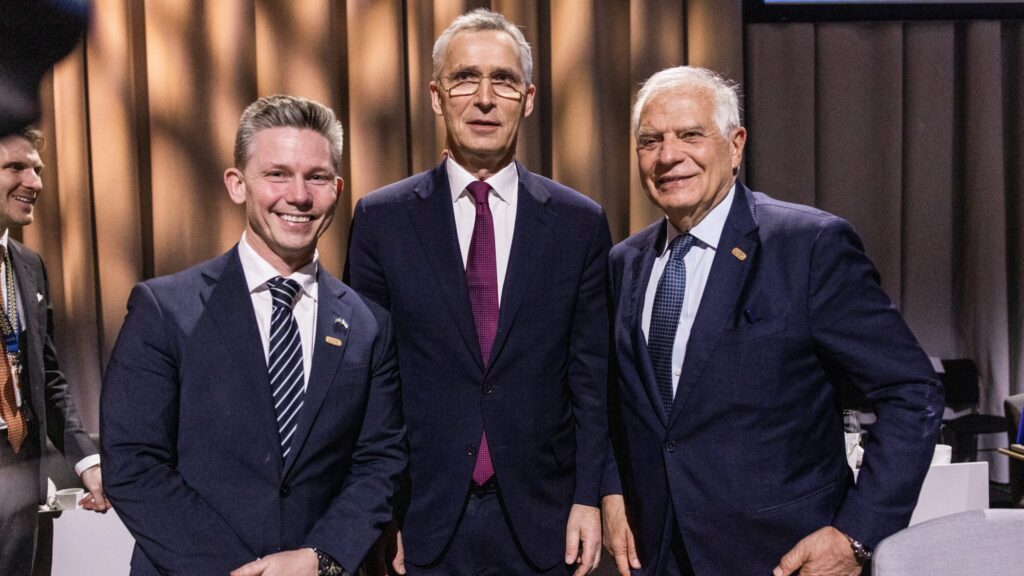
1006, 393, 1024, 505
939, 359, 1004, 462
872, 509, 1024, 575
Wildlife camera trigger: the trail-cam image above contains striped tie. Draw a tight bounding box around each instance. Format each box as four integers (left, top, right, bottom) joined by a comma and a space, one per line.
268, 277, 305, 460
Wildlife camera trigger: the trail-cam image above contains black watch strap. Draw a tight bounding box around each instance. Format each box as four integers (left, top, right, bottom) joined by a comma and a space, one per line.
312, 548, 346, 576
845, 535, 873, 565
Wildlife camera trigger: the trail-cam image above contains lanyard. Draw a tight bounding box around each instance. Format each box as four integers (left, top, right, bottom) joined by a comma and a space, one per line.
0, 247, 20, 357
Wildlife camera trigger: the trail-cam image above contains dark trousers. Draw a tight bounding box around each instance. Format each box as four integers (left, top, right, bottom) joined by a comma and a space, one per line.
0, 424, 41, 576
406, 485, 571, 576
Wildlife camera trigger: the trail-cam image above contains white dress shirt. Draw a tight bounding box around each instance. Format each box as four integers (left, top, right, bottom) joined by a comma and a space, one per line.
642, 185, 736, 397
238, 232, 318, 388
0, 229, 100, 475
447, 158, 519, 301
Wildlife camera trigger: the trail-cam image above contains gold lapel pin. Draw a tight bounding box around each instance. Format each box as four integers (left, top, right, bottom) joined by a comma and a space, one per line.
325, 336, 343, 347
731, 247, 747, 261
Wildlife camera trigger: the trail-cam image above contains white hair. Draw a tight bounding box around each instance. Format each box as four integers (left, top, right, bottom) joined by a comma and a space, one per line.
632, 66, 742, 138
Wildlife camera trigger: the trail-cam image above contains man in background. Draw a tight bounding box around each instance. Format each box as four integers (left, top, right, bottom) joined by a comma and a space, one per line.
602, 66, 943, 576
102, 95, 405, 576
0, 128, 108, 575
346, 9, 610, 575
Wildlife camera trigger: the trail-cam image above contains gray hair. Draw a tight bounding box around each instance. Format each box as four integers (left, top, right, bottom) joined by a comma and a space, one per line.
432, 8, 533, 85
233, 94, 344, 171
632, 66, 742, 139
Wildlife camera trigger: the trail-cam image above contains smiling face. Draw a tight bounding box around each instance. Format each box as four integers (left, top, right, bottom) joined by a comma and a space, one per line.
0, 135, 44, 230
430, 30, 535, 178
636, 87, 746, 232
224, 127, 343, 274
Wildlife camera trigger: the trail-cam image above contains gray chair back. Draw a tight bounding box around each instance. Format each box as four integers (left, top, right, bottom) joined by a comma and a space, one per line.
873, 509, 1024, 575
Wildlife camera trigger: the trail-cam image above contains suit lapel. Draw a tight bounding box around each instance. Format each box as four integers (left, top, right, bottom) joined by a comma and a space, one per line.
628, 223, 671, 427
283, 269, 352, 477
201, 249, 283, 471
667, 185, 759, 430
407, 163, 484, 370
488, 164, 554, 369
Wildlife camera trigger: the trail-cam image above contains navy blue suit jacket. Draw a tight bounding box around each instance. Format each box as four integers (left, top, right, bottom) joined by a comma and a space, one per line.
604, 184, 943, 575
345, 161, 611, 569
101, 248, 406, 575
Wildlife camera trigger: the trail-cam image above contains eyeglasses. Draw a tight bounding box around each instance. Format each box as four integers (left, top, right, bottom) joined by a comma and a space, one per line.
439, 72, 525, 101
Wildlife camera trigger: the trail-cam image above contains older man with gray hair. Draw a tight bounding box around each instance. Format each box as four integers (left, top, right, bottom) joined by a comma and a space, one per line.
347, 8, 611, 576
601, 66, 943, 576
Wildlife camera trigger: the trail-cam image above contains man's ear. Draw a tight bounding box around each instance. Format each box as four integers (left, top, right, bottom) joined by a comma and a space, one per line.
224, 168, 247, 206
430, 82, 444, 117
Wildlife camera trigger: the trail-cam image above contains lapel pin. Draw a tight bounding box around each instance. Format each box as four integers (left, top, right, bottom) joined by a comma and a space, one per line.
335, 317, 349, 330
731, 247, 747, 261
325, 336, 344, 347
36, 292, 44, 302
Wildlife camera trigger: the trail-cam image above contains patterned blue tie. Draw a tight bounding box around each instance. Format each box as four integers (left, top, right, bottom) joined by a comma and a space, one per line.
649, 234, 696, 415
268, 277, 305, 459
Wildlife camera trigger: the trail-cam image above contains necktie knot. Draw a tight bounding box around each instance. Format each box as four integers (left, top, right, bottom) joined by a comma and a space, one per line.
467, 180, 491, 205
268, 277, 301, 310
668, 233, 696, 262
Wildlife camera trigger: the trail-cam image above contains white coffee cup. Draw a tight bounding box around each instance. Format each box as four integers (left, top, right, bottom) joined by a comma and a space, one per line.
932, 444, 952, 465
55, 488, 84, 510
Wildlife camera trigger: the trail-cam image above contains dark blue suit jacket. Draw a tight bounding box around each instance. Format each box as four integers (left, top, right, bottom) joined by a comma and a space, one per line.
345, 161, 611, 569
101, 248, 406, 575
604, 184, 943, 575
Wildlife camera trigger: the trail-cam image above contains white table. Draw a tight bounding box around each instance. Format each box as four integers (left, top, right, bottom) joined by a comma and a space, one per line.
907, 461, 988, 526
49, 508, 135, 576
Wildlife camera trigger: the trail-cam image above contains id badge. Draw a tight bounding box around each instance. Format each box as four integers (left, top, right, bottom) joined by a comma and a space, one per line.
7, 354, 23, 408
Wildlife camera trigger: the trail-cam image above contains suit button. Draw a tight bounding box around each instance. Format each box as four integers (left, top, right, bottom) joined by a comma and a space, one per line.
483, 384, 493, 395
665, 441, 676, 453
467, 444, 477, 456
279, 484, 291, 497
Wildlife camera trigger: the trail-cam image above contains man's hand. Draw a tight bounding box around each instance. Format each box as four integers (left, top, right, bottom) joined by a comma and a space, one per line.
388, 529, 405, 575
601, 494, 640, 576
565, 503, 601, 575
79, 465, 111, 512
231, 549, 318, 576
773, 526, 862, 576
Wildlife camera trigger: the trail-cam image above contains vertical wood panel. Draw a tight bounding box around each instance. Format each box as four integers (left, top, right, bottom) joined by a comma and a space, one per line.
87, 0, 147, 362
815, 24, 904, 299
745, 23, 816, 206
901, 24, 956, 357
346, 0, 408, 202
51, 47, 103, 431
550, 0, 598, 198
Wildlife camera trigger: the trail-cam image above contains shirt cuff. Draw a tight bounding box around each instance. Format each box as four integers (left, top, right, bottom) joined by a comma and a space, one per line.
74, 454, 101, 476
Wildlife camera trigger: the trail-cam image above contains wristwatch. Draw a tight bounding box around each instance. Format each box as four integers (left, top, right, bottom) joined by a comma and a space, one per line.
845, 534, 873, 565
312, 548, 346, 576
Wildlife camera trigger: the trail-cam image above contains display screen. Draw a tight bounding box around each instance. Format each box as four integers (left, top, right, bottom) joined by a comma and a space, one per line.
745, 0, 1024, 21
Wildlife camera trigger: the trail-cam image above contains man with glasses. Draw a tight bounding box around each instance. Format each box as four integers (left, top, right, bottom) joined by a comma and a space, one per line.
346, 9, 611, 575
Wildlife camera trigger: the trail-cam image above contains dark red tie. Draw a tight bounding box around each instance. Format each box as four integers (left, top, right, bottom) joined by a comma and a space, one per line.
466, 180, 497, 485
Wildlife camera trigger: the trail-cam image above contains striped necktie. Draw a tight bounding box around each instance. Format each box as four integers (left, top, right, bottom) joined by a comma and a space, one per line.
268, 276, 305, 460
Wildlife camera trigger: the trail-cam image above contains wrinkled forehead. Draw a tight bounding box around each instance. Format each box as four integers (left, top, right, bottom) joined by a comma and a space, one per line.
638, 88, 717, 131
441, 30, 525, 75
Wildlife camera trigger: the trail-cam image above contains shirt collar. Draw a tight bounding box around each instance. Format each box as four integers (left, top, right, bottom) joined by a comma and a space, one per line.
446, 157, 519, 206
1, 229, 9, 250
238, 231, 318, 299
660, 184, 736, 256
